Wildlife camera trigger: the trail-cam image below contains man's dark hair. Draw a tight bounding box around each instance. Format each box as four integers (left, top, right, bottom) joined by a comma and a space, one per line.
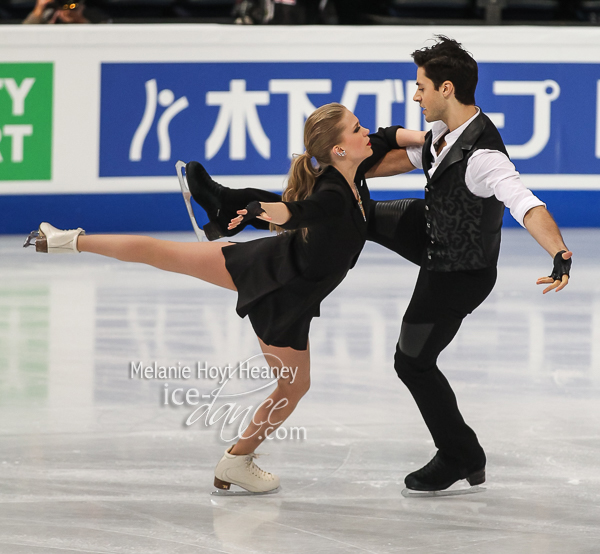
411, 35, 478, 106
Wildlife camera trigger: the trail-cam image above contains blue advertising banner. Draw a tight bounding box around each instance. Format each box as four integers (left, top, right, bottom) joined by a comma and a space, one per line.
100, 61, 600, 177
3, 26, 600, 234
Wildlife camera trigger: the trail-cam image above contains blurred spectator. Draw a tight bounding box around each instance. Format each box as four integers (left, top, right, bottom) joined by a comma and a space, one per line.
232, 0, 302, 24
232, 0, 365, 24
22, 0, 108, 23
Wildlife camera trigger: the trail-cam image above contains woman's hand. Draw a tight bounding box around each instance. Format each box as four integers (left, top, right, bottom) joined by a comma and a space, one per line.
228, 208, 273, 230
228, 201, 291, 230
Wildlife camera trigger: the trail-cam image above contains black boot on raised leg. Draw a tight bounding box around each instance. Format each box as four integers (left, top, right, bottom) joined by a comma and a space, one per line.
185, 161, 237, 240
403, 451, 486, 497
185, 161, 279, 240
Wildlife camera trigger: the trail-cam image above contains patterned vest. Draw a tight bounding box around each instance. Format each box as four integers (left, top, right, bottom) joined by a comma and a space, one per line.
422, 112, 507, 272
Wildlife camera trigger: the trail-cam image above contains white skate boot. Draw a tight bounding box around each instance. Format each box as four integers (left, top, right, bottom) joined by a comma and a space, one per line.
212, 446, 280, 496
23, 222, 85, 254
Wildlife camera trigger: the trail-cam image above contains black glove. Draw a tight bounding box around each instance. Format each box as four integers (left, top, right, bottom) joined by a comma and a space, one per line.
240, 201, 266, 225
550, 250, 572, 281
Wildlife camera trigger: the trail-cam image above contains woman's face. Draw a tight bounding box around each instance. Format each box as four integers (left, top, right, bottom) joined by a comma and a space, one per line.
335, 109, 372, 164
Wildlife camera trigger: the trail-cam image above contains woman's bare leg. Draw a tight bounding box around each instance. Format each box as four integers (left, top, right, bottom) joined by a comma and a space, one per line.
77, 235, 236, 290
230, 338, 310, 455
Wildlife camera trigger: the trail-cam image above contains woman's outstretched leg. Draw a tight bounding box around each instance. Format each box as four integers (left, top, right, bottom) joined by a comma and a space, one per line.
213, 338, 310, 494
78, 234, 236, 290
28, 222, 237, 290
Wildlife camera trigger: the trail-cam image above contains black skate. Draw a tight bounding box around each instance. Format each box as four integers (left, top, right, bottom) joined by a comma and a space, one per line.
183, 160, 244, 241
402, 452, 486, 498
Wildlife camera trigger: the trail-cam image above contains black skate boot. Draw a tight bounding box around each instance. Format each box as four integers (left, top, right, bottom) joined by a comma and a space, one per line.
402, 451, 486, 497
185, 161, 239, 241
185, 161, 280, 241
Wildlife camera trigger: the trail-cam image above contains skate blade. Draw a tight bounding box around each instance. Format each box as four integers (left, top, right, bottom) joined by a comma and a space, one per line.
176, 160, 206, 242
23, 230, 39, 248
23, 229, 48, 252
401, 485, 485, 498
211, 486, 281, 497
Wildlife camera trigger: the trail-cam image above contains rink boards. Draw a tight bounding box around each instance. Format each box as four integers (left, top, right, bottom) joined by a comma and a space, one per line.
1, 25, 600, 233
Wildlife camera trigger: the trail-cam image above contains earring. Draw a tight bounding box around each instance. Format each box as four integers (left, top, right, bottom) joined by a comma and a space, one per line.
336, 150, 346, 157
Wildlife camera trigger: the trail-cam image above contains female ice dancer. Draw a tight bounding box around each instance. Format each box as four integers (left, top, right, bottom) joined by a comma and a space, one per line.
25, 103, 424, 495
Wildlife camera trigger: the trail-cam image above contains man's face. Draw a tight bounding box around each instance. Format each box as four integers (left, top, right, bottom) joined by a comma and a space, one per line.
413, 66, 445, 123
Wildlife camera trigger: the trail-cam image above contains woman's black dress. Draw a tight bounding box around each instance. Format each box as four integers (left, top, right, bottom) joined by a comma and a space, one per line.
221, 127, 401, 351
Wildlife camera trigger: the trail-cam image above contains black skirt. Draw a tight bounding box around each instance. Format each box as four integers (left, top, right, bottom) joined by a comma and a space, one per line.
222, 232, 347, 351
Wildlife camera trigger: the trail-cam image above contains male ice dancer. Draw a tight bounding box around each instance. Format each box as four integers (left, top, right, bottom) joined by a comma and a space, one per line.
182, 36, 572, 493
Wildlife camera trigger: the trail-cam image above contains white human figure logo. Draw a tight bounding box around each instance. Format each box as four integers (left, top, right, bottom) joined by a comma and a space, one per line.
205, 80, 270, 160
129, 79, 189, 162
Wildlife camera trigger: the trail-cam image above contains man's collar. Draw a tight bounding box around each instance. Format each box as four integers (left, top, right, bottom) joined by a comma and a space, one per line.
432, 107, 481, 143
423, 109, 487, 182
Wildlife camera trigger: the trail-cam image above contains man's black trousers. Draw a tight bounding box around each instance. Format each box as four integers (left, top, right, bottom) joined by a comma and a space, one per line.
369, 199, 497, 466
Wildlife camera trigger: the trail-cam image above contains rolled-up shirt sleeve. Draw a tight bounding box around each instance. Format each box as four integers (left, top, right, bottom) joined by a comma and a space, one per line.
279, 186, 346, 230
466, 150, 546, 228
406, 145, 423, 170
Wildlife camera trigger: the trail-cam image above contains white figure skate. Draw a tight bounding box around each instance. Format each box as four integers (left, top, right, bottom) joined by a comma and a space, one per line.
23, 222, 85, 253
176, 160, 206, 242
212, 446, 280, 496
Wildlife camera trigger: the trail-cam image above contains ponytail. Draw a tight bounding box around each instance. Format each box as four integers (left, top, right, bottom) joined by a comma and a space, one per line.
270, 152, 322, 237
284, 151, 322, 204
272, 102, 347, 239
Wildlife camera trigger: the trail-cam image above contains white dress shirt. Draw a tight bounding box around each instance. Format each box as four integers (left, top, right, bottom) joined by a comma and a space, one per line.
406, 109, 545, 227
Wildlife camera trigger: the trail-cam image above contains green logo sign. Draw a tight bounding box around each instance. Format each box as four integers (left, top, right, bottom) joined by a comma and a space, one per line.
0, 63, 53, 181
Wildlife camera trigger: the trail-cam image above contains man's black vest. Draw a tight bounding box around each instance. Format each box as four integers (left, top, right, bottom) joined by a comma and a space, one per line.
422, 112, 507, 272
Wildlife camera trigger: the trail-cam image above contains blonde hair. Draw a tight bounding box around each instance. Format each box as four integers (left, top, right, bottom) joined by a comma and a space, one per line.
271, 102, 348, 238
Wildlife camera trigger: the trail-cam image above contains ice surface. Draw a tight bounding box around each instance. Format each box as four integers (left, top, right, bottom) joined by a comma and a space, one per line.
0, 228, 598, 553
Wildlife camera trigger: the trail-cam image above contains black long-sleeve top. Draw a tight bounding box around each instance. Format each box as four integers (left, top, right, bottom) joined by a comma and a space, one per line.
277, 125, 402, 281
222, 126, 402, 349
